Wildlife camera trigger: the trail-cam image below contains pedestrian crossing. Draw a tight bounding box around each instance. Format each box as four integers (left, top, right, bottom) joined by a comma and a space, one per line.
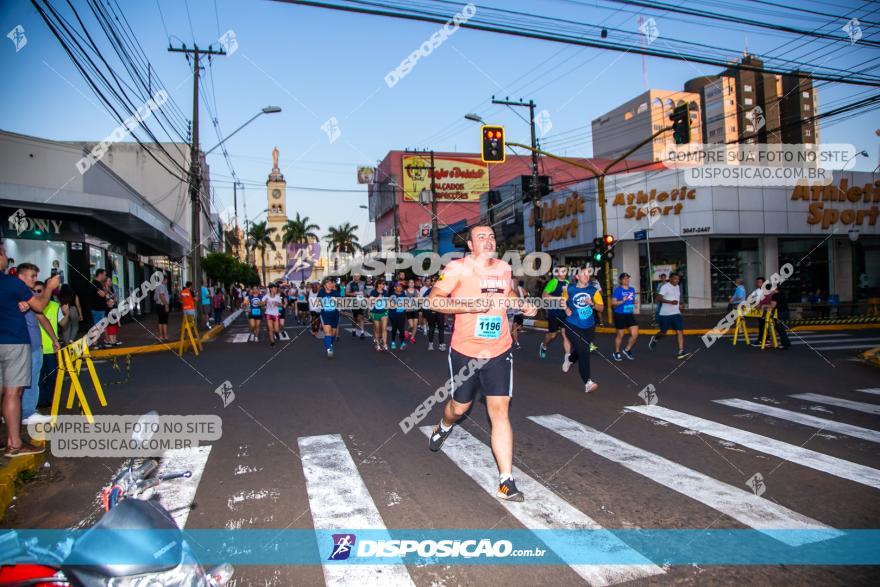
76, 388, 879, 586
720, 330, 880, 352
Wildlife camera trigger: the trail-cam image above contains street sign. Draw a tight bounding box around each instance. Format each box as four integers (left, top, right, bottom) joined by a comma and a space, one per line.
634, 229, 647, 241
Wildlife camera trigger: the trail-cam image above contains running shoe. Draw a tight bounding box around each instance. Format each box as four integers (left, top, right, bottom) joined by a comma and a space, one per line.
270, 340, 276, 347
677, 350, 693, 360
327, 347, 334, 359
375, 342, 381, 352
562, 353, 572, 373
360, 332, 366, 339
438, 343, 447, 351
612, 352, 623, 362
351, 329, 356, 337
584, 380, 599, 393
428, 423, 453, 452
622, 348, 635, 360
400, 341, 408, 350
648, 335, 657, 351
539, 343, 547, 359
390, 341, 397, 350
589, 343, 598, 353
514, 341, 521, 349
496, 478, 525, 502
427, 342, 434, 351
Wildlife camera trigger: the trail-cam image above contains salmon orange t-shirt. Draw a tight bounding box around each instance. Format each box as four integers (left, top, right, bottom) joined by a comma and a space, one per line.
432, 256, 513, 358
180, 288, 195, 311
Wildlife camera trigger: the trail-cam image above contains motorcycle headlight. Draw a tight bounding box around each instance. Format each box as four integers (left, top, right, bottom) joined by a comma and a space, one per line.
108, 548, 208, 587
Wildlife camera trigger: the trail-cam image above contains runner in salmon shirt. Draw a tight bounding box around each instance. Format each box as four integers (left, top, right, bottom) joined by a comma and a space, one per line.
426, 225, 537, 502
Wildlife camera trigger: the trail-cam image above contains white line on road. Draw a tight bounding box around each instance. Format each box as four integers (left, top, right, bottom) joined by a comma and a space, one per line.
714, 398, 880, 444
529, 414, 839, 546
420, 425, 664, 585
229, 333, 250, 343
140, 445, 212, 528
857, 388, 880, 396
805, 343, 880, 351
789, 336, 868, 345
298, 434, 415, 587
789, 393, 880, 416
625, 405, 880, 490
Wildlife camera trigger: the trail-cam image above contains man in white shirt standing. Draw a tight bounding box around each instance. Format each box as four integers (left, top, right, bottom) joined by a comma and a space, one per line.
648, 273, 692, 360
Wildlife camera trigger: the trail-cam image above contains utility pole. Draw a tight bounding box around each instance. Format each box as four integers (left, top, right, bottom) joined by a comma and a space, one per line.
233, 180, 241, 259
404, 149, 438, 253
169, 43, 225, 300
492, 97, 542, 252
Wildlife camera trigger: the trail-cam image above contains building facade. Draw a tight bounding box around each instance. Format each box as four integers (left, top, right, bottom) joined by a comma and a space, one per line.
526, 168, 880, 310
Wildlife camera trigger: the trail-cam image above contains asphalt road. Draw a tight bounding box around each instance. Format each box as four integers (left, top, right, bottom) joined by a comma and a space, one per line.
5, 316, 880, 586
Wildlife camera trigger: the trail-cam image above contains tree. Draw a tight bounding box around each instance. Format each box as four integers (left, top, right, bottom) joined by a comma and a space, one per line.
248, 221, 276, 285
325, 222, 361, 254
202, 252, 237, 287
282, 213, 320, 245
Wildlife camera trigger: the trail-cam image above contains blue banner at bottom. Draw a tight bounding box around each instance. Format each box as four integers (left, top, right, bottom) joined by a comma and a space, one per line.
2, 529, 879, 566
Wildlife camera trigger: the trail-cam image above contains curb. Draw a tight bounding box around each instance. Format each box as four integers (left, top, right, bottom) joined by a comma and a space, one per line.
91, 309, 242, 357
0, 443, 47, 522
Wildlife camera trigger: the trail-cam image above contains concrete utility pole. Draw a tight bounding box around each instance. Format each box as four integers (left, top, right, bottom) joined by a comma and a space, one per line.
492, 97, 542, 251
168, 43, 225, 299
404, 149, 438, 253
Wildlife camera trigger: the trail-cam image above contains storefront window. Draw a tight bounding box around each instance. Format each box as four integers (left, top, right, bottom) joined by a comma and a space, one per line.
710, 238, 760, 305
109, 251, 125, 300
4, 239, 67, 284
89, 245, 106, 278
779, 238, 829, 302
853, 236, 880, 301
638, 241, 688, 305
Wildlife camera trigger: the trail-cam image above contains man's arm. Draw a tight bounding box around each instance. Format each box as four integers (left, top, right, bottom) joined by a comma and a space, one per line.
27, 275, 60, 312
506, 283, 537, 317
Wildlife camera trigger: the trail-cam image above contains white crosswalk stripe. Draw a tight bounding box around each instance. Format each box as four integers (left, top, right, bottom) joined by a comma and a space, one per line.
420, 425, 665, 585
714, 398, 880, 444
805, 342, 880, 351
857, 388, 880, 396
529, 414, 841, 545
625, 405, 880, 490
298, 434, 415, 587
789, 393, 880, 415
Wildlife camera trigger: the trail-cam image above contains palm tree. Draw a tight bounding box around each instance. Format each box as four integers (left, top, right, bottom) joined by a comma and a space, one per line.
325, 223, 361, 254
282, 213, 320, 245
248, 221, 276, 284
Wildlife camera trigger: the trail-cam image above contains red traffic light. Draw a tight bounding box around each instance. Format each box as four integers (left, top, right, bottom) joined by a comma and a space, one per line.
485, 129, 502, 140
603, 234, 615, 246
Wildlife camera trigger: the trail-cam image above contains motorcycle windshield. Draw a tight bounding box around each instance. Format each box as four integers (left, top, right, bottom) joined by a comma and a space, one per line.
63, 499, 182, 578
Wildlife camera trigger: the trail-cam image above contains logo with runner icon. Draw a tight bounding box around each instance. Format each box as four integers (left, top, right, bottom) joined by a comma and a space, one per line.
329, 533, 356, 561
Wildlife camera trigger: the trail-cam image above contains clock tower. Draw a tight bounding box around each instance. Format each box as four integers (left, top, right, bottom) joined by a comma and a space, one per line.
266, 146, 288, 282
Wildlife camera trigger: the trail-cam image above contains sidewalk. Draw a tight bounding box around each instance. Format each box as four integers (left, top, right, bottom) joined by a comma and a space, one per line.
94, 308, 233, 348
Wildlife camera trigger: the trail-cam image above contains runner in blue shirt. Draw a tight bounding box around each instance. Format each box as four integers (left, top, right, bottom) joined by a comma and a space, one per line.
563, 266, 604, 394
244, 286, 263, 342
317, 277, 341, 359
611, 273, 639, 361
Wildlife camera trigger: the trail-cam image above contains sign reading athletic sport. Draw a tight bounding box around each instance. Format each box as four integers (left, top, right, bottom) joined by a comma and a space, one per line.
791, 177, 879, 229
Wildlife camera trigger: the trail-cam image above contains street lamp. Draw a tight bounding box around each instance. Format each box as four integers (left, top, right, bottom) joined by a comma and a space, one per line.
204, 106, 282, 156
842, 149, 869, 170
464, 113, 484, 123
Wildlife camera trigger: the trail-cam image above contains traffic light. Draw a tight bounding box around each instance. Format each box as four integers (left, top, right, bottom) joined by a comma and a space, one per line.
669, 103, 691, 145
481, 125, 506, 163
590, 235, 616, 264
591, 249, 603, 264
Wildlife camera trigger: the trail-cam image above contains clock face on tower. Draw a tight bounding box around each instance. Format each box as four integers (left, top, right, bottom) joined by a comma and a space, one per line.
272, 188, 281, 199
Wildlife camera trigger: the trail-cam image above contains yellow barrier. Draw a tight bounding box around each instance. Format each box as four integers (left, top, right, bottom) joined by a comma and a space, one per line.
51, 337, 107, 424
178, 314, 202, 357
732, 306, 779, 350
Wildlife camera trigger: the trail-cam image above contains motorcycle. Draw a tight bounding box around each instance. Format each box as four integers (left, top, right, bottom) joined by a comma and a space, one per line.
0, 412, 233, 587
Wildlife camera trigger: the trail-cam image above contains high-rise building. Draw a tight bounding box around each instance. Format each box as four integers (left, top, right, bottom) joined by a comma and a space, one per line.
781, 71, 820, 145
591, 89, 703, 162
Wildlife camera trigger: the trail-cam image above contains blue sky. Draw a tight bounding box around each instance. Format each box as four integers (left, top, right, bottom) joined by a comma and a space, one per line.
1, 0, 878, 245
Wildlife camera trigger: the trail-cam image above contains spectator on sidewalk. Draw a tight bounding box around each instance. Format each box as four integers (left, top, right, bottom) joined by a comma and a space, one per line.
180, 281, 196, 323
58, 285, 81, 345
0, 243, 59, 456
154, 274, 170, 341
212, 288, 225, 326
654, 273, 667, 324
200, 282, 212, 329
35, 280, 63, 410
728, 278, 746, 311
103, 275, 121, 347
6, 258, 16, 277
17, 265, 58, 428
89, 268, 109, 347
772, 287, 791, 349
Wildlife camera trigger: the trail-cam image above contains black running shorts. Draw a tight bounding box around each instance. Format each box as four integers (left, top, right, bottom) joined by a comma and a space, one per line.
448, 348, 513, 404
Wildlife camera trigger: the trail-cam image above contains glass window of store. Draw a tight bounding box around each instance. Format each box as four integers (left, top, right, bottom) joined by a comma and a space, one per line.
778, 238, 830, 302
4, 239, 68, 284
853, 236, 880, 301
108, 251, 125, 301
639, 241, 688, 305
710, 238, 761, 305
88, 245, 106, 278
